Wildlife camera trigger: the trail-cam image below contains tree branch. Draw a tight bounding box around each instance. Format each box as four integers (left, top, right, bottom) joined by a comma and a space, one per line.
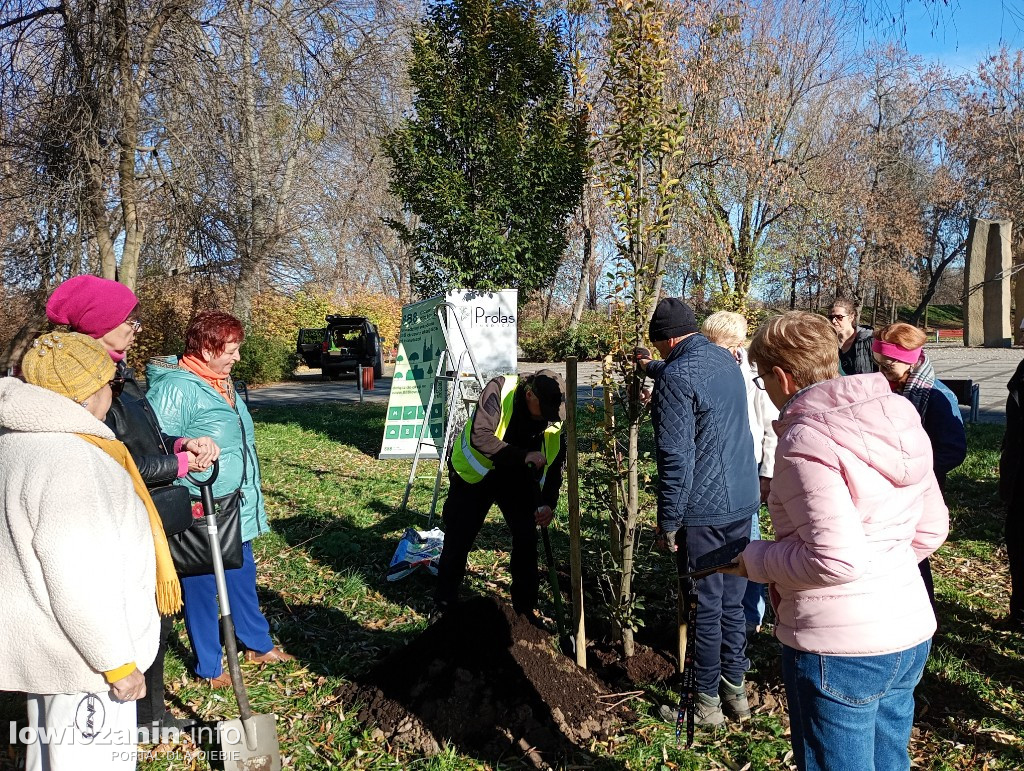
0, 2, 64, 33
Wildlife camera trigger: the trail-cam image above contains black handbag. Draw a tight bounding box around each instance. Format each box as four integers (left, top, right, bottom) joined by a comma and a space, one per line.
149, 484, 194, 536
169, 490, 244, 576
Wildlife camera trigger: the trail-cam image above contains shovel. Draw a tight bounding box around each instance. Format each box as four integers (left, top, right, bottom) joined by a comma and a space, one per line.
188, 462, 282, 771
528, 462, 574, 655
540, 524, 575, 654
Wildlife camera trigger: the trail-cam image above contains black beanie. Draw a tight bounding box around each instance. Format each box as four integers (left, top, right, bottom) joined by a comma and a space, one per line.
649, 298, 698, 342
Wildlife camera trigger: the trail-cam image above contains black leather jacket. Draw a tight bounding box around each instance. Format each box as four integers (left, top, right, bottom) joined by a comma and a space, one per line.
104, 362, 183, 486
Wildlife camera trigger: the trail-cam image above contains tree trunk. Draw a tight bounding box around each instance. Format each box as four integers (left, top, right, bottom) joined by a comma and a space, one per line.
602, 364, 625, 645
908, 244, 965, 326
619, 418, 640, 658
233, 248, 260, 324
1, 288, 48, 372
231, 0, 262, 325
569, 195, 593, 327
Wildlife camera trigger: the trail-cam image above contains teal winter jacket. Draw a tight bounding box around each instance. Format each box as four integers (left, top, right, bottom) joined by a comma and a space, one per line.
145, 356, 268, 542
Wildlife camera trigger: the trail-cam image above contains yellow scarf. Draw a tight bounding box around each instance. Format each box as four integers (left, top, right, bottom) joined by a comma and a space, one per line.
75, 434, 183, 616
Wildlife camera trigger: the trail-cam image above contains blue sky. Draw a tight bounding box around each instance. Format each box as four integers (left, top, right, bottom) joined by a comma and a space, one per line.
897, 0, 1024, 73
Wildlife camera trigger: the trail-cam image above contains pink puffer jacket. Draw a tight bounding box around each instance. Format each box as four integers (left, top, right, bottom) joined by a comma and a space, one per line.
743, 374, 949, 656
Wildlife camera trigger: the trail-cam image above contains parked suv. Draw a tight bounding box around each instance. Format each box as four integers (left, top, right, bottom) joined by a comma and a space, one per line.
296, 315, 383, 380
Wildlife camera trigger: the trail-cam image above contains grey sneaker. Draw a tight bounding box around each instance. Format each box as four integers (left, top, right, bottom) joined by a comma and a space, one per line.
695, 692, 726, 726
719, 676, 751, 721
657, 693, 726, 727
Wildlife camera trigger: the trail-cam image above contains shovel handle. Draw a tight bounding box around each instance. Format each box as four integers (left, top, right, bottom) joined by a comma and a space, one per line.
222, 613, 258, 748
185, 459, 220, 487
186, 461, 221, 526
189, 461, 258, 745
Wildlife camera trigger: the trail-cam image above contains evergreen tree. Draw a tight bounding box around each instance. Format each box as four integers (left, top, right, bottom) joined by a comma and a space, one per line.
386, 0, 587, 297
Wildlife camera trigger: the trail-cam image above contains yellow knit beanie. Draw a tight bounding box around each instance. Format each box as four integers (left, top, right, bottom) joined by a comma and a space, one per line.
21, 332, 115, 404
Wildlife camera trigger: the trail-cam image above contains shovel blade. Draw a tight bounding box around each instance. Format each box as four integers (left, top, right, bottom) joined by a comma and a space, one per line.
216, 714, 281, 771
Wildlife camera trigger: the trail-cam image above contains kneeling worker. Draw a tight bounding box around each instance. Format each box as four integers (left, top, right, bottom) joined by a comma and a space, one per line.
434, 370, 567, 616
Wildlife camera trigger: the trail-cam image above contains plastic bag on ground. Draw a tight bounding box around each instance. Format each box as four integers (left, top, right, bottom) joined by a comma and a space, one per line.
387, 527, 445, 582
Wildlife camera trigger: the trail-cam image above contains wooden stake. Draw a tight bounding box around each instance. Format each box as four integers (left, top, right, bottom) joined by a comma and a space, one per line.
677, 577, 687, 677
566, 357, 587, 667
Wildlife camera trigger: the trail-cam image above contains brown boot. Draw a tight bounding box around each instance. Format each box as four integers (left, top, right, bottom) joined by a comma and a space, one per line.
206, 671, 232, 689
244, 646, 295, 664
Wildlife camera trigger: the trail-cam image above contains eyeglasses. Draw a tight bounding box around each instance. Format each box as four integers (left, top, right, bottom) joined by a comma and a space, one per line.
125, 318, 142, 332
828, 314, 847, 322
871, 353, 904, 370
109, 378, 126, 398
752, 375, 766, 390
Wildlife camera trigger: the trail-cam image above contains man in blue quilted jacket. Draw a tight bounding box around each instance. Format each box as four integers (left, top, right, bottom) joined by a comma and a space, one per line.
640, 298, 760, 727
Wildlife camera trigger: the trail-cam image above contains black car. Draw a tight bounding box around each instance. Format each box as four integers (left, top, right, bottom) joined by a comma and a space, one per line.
296, 315, 383, 380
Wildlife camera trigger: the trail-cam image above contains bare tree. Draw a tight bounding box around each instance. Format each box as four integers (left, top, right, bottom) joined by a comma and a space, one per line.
1, 0, 194, 292
153, 0, 413, 322
680, 0, 852, 311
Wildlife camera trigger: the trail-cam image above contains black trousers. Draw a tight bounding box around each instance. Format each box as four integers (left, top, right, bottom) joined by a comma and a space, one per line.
435, 466, 540, 613
1008, 502, 1024, 621
676, 517, 752, 696
137, 613, 174, 725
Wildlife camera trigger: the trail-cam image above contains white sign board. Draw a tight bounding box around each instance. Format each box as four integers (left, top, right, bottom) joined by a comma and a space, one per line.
377, 289, 518, 460
444, 289, 518, 380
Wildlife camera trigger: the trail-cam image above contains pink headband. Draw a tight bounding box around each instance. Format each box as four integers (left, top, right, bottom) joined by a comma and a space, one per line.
872, 339, 922, 365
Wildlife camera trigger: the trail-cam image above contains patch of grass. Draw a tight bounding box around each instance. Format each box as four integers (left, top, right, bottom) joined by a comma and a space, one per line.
1, 405, 1019, 769
861, 304, 963, 329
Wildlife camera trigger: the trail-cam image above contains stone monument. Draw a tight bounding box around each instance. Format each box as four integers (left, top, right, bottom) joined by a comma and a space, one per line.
964, 218, 1012, 347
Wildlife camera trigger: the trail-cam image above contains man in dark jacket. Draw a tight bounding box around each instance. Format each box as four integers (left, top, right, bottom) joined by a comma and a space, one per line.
640, 298, 760, 727
434, 370, 567, 616
1000, 360, 1024, 627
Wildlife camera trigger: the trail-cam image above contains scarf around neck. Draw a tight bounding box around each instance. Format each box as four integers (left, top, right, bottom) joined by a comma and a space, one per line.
181, 354, 232, 404
74, 434, 182, 616
899, 353, 935, 419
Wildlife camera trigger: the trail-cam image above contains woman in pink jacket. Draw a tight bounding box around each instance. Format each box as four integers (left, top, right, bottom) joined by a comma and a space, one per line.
725, 311, 948, 771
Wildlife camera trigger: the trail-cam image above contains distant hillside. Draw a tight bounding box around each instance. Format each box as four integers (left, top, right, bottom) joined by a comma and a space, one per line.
861, 304, 962, 330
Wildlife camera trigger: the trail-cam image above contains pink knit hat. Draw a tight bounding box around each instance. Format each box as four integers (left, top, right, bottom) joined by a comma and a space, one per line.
46, 275, 139, 338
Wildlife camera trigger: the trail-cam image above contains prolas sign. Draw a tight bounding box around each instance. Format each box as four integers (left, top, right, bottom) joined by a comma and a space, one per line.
473, 306, 515, 326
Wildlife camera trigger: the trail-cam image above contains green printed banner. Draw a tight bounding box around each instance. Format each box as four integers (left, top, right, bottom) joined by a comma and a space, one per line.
379, 295, 447, 459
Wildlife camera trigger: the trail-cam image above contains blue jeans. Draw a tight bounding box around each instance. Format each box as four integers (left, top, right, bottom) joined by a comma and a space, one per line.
181, 541, 274, 679
742, 509, 766, 628
781, 639, 931, 771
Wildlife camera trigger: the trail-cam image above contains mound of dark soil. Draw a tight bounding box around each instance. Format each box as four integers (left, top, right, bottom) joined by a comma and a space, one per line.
337, 596, 625, 766
590, 641, 677, 686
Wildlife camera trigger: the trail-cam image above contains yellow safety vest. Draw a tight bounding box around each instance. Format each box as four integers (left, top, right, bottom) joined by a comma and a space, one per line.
451, 375, 563, 486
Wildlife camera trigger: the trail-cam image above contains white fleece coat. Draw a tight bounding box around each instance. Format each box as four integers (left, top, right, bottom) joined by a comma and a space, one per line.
739, 348, 779, 478
0, 378, 158, 694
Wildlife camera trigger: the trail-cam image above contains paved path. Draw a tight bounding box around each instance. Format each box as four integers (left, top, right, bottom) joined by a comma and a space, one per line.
247, 370, 392, 407
926, 345, 1020, 423
247, 347, 1023, 424
245, 362, 608, 410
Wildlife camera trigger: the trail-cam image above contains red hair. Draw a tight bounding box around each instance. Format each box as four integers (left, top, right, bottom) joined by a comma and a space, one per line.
876, 322, 927, 351
184, 310, 245, 356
